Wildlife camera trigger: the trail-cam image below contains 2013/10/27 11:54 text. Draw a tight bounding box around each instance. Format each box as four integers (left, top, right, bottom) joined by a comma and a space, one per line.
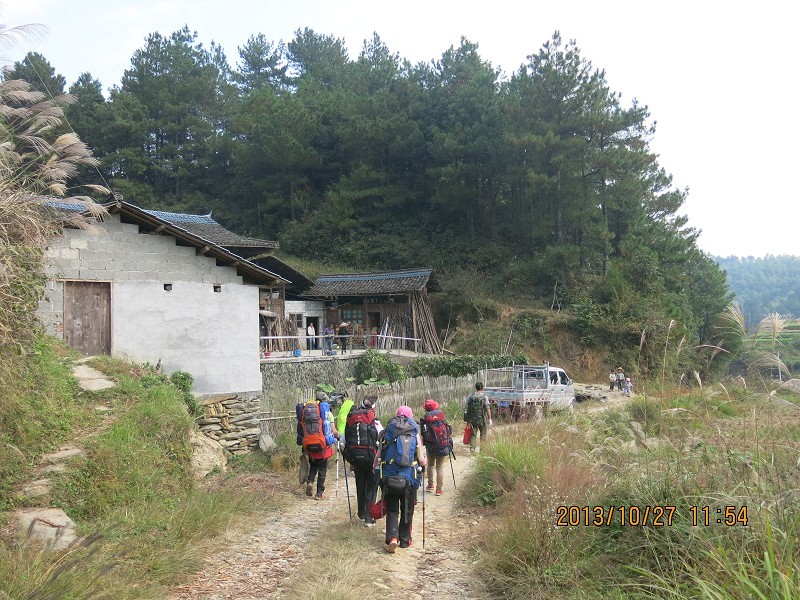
555, 505, 748, 527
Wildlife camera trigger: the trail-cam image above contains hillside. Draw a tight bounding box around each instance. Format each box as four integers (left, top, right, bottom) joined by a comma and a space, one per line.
716, 254, 800, 326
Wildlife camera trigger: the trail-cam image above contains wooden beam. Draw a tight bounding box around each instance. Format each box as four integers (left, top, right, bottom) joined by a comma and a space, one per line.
196, 245, 211, 255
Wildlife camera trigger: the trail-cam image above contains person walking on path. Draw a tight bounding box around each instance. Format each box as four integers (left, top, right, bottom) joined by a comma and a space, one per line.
420, 398, 452, 496
609, 370, 616, 391
306, 322, 316, 350
375, 405, 427, 553
343, 396, 381, 526
616, 368, 625, 392
296, 390, 338, 500
464, 382, 491, 453
623, 377, 633, 397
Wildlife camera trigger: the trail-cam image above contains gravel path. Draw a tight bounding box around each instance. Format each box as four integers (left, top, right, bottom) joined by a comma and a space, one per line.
169, 444, 487, 599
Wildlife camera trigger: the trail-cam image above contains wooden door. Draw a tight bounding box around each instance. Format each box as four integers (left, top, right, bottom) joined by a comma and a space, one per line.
64, 281, 111, 356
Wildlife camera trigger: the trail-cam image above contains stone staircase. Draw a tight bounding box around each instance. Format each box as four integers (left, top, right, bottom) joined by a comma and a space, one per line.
9, 358, 116, 550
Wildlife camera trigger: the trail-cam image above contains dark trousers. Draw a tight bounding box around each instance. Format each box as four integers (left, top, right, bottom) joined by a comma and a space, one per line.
353, 461, 376, 521
307, 456, 328, 494
385, 486, 416, 545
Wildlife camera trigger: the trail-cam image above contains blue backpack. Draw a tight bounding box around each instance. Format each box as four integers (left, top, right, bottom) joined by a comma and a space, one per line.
378, 416, 420, 490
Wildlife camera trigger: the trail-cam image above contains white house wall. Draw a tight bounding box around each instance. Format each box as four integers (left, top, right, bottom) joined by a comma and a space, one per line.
284, 300, 324, 324
37, 213, 261, 395
112, 280, 259, 393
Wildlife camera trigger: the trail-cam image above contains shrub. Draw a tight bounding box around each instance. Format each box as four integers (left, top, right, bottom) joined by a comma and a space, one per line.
170, 371, 193, 392
354, 349, 405, 384
463, 298, 500, 323
627, 396, 661, 434
407, 352, 527, 379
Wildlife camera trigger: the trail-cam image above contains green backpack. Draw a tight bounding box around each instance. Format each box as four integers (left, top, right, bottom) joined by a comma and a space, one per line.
464, 393, 485, 426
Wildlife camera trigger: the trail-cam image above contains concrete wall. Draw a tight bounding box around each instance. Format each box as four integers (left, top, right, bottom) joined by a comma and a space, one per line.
38, 214, 261, 395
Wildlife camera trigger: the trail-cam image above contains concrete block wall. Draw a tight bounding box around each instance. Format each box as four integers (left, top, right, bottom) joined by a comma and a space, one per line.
284, 300, 324, 323
38, 214, 262, 395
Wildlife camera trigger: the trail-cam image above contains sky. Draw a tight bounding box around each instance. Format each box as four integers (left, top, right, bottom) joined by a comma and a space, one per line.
1, 0, 797, 259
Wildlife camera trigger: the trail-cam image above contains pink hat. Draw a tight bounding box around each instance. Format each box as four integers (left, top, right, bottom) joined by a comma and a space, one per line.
423, 398, 439, 411
396, 405, 413, 418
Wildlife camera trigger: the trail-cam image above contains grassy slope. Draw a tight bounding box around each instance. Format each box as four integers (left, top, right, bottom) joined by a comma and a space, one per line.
0, 337, 289, 599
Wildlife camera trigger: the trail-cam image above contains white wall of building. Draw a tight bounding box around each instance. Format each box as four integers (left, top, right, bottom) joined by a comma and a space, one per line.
113, 281, 260, 394
38, 213, 262, 395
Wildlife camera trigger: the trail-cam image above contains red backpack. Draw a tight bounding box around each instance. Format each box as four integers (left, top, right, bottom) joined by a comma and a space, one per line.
300, 402, 327, 454
344, 407, 378, 465
421, 410, 453, 457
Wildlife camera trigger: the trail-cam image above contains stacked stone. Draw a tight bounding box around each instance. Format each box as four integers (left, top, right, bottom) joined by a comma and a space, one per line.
196, 394, 262, 455
260, 356, 358, 396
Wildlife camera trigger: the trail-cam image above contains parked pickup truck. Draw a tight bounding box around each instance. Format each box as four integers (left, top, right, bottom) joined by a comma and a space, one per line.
482, 364, 575, 420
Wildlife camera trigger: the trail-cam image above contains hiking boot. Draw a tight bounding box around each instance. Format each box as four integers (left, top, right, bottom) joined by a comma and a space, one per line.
364, 519, 376, 528
399, 540, 412, 548
387, 538, 398, 553
305, 483, 313, 497
426, 484, 434, 492
315, 492, 323, 500
435, 488, 443, 496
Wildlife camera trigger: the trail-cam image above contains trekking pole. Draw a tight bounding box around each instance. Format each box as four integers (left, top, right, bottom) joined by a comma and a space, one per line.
449, 450, 457, 489
342, 446, 352, 520
421, 470, 426, 549
335, 441, 340, 498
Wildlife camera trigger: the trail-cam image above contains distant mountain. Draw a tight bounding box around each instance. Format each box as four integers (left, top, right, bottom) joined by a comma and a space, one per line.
715, 255, 800, 327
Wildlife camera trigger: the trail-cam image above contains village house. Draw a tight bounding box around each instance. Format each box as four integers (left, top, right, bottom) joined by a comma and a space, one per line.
37, 199, 289, 396
302, 268, 443, 354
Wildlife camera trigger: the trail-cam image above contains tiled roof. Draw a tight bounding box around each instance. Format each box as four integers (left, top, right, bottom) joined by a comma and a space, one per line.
303, 268, 440, 297
143, 210, 278, 249
43, 200, 88, 212
107, 201, 288, 286
251, 256, 315, 292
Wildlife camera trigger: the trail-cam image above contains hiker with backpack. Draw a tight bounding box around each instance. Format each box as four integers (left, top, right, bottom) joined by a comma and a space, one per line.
343, 396, 381, 526
296, 390, 338, 500
375, 405, 427, 553
420, 398, 453, 496
465, 382, 492, 453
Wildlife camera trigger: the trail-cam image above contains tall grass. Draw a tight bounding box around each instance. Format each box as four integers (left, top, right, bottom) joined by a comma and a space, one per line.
465, 422, 603, 598
468, 387, 800, 598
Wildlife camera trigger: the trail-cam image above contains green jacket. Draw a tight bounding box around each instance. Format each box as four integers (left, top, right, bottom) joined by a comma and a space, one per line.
336, 398, 354, 435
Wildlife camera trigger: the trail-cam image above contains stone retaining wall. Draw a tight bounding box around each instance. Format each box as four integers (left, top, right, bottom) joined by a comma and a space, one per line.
195, 358, 360, 452
195, 394, 263, 454
260, 356, 360, 408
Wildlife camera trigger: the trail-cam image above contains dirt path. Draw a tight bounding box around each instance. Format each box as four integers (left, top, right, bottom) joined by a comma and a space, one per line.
170, 443, 487, 599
